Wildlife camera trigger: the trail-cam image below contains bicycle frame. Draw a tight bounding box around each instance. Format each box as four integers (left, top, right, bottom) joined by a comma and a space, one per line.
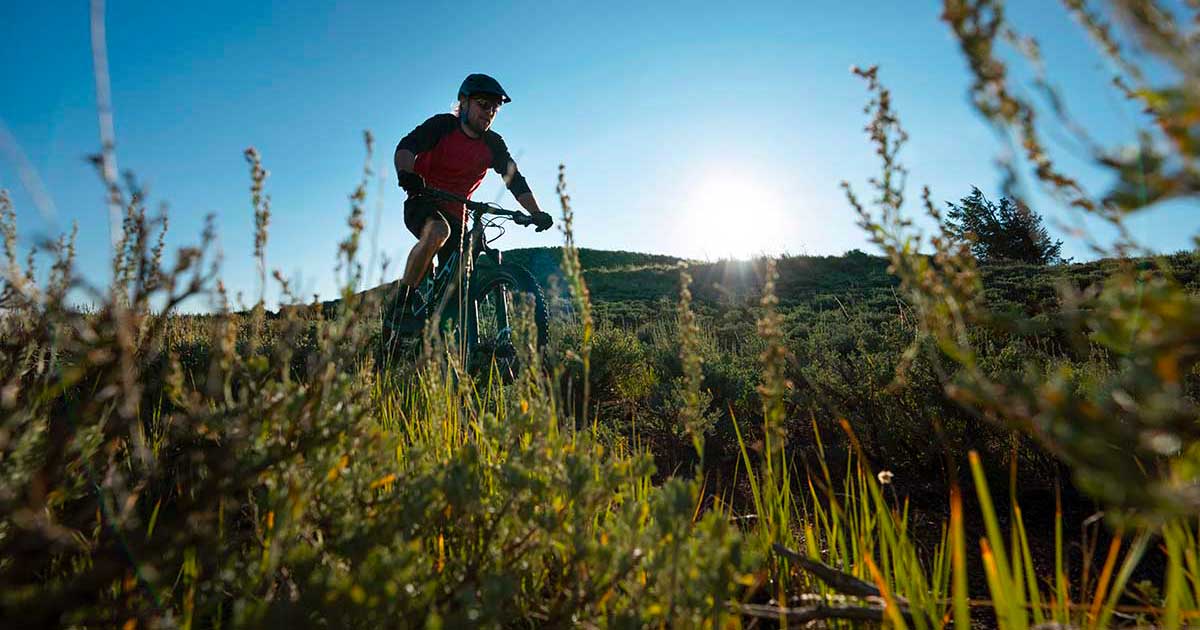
411, 189, 529, 363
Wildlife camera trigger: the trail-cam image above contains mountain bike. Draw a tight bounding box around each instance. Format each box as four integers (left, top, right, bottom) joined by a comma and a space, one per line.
378, 187, 549, 381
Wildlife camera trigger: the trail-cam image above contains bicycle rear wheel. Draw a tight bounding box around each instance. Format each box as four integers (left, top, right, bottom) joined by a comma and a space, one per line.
468, 263, 548, 381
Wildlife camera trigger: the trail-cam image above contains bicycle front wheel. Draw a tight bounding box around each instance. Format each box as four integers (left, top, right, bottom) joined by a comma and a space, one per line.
468, 263, 549, 381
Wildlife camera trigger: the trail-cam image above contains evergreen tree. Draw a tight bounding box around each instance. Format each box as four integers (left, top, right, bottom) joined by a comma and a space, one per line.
945, 187, 1064, 265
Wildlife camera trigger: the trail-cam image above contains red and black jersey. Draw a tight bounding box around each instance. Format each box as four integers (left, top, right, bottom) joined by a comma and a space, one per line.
396, 113, 530, 222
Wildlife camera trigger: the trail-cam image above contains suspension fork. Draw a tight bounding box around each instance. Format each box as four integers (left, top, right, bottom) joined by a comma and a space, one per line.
484, 248, 511, 334
487, 247, 510, 324
462, 224, 496, 359
464, 247, 512, 369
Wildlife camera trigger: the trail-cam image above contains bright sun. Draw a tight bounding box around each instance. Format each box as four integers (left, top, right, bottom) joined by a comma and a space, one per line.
681, 170, 791, 259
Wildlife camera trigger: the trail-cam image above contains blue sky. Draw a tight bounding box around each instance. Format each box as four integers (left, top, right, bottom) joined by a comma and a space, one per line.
1, 1, 1195, 309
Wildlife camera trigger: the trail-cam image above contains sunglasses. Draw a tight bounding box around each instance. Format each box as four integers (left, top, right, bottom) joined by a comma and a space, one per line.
471, 97, 503, 112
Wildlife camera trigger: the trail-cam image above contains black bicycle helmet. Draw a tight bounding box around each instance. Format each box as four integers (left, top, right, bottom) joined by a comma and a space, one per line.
458, 73, 511, 103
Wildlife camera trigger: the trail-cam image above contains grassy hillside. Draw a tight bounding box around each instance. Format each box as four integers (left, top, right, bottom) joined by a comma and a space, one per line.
522, 247, 1200, 493
506, 246, 895, 304
509, 246, 1200, 313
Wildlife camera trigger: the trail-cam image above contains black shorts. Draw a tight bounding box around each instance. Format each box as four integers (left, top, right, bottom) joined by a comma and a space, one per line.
404, 195, 465, 266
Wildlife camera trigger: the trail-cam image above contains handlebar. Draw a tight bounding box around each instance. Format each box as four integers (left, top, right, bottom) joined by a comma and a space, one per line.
418, 187, 532, 225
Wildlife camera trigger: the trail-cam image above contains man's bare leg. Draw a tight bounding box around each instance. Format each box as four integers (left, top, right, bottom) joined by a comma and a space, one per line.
385, 219, 447, 331
402, 218, 450, 288
387, 218, 450, 324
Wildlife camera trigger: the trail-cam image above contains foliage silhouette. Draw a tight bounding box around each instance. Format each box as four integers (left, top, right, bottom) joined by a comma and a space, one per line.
946, 187, 1064, 265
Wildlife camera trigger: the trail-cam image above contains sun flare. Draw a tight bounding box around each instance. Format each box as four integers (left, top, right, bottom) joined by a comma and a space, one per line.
681, 170, 790, 259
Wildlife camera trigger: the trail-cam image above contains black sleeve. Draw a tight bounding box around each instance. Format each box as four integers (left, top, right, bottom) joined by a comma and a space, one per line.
485, 131, 532, 198
396, 114, 458, 154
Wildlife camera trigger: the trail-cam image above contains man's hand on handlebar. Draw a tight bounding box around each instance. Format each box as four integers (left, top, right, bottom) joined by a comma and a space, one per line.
398, 171, 425, 195
532, 211, 553, 232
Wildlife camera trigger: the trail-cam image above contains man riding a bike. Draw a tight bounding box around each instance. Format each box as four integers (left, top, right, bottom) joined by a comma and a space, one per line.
388, 73, 553, 332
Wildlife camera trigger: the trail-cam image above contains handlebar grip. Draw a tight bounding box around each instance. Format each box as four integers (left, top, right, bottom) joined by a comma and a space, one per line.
513, 214, 532, 226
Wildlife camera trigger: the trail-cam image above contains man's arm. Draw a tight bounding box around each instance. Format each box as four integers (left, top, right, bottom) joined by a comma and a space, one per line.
483, 133, 550, 230
494, 156, 538, 216
394, 147, 416, 178
515, 191, 542, 216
